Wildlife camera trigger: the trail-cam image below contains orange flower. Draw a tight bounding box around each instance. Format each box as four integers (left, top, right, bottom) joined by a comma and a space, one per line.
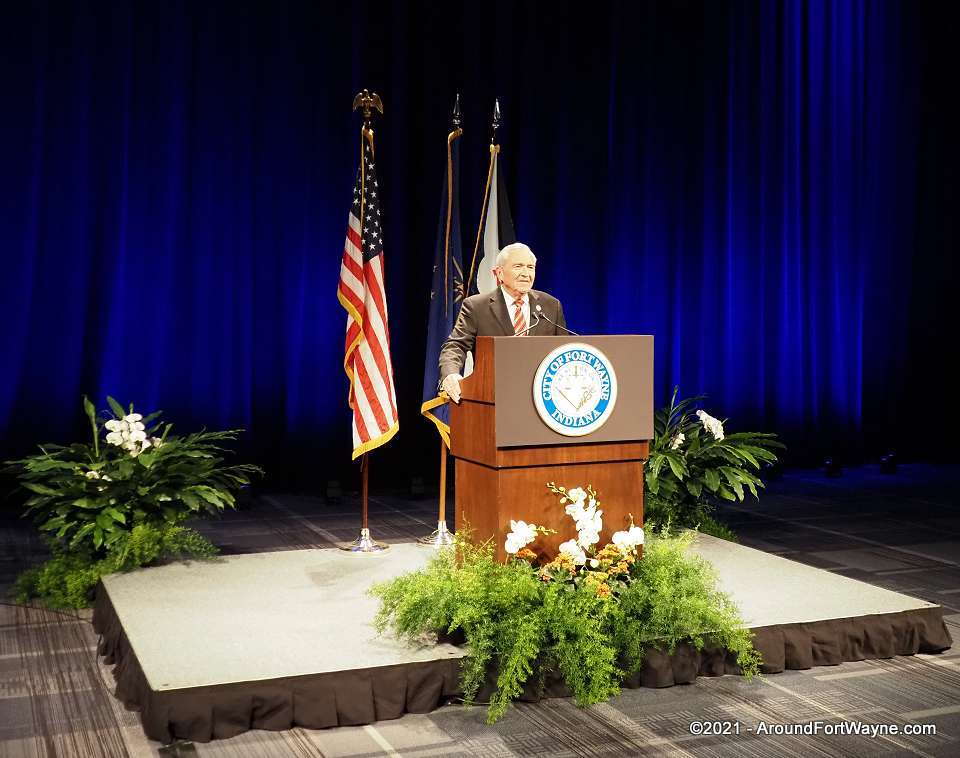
595, 583, 612, 598
596, 544, 622, 561
515, 548, 537, 563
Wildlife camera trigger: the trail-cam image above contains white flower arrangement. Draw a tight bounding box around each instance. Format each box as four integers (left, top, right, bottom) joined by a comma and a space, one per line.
104, 413, 163, 457
500, 483, 646, 600
561, 486, 604, 549
11, 395, 262, 562
695, 409, 725, 440
546, 482, 644, 559
644, 388, 784, 535
502, 483, 628, 565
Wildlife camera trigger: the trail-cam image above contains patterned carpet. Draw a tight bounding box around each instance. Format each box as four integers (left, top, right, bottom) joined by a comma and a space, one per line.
2, 465, 959, 757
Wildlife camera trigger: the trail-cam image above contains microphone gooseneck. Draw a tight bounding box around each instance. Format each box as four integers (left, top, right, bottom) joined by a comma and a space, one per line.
515, 311, 541, 336
535, 304, 579, 336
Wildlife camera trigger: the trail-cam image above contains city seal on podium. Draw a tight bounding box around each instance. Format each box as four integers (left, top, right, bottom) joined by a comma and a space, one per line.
533, 343, 618, 436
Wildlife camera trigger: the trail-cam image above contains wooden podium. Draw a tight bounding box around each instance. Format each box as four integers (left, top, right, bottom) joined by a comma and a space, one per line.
450, 335, 653, 561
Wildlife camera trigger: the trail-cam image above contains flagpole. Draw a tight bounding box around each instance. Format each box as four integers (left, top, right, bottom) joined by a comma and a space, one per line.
361, 452, 369, 530
418, 95, 461, 549
340, 89, 388, 554
340, 452, 387, 552
419, 438, 454, 547
465, 99, 502, 294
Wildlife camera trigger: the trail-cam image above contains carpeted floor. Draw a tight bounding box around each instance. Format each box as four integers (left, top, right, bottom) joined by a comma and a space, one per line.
2, 464, 959, 757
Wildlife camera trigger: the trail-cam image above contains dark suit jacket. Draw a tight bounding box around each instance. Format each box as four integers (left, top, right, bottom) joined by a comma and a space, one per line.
438, 288, 567, 382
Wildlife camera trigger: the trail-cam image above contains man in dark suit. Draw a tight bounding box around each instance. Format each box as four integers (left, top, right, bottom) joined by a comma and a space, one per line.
439, 242, 567, 403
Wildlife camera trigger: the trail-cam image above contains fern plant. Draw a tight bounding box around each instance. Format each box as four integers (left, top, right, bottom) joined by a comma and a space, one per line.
372, 530, 759, 723
644, 388, 784, 533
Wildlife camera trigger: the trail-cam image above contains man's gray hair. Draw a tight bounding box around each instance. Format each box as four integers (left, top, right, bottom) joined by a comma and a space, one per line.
495, 242, 537, 268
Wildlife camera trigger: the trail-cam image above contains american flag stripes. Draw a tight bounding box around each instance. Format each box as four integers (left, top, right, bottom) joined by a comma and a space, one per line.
337, 130, 399, 459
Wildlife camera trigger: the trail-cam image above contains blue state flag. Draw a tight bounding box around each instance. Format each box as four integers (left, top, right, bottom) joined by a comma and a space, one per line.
421, 121, 465, 447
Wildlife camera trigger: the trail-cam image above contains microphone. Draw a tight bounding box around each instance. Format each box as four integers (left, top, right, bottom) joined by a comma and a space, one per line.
535, 304, 579, 335
514, 310, 541, 336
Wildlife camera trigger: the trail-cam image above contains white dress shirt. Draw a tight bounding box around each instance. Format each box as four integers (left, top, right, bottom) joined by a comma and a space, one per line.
501, 287, 530, 333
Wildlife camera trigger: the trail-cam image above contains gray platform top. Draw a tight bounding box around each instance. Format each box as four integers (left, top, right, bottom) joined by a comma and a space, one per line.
102, 535, 937, 691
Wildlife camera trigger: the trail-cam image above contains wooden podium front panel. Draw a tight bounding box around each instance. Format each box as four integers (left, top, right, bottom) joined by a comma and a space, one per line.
494, 335, 653, 447
453, 460, 500, 552
455, 442, 647, 563
449, 401, 497, 468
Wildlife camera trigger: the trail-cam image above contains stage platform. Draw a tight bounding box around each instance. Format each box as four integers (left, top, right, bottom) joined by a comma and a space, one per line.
94, 535, 952, 743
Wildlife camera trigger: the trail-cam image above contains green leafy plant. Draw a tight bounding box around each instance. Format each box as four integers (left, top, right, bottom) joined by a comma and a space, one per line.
6, 396, 262, 607
644, 388, 783, 534
373, 485, 759, 723
14, 522, 218, 609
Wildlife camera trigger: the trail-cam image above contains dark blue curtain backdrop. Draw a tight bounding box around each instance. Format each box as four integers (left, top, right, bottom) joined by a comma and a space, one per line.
2, 1, 956, 486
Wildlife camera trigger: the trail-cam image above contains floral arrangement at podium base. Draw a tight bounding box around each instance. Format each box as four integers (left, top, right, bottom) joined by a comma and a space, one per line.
373, 483, 760, 723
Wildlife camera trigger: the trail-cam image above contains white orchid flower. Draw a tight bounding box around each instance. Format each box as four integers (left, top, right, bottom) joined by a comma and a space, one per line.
577, 528, 600, 549
129, 429, 147, 443
558, 539, 587, 566
504, 520, 538, 554
105, 431, 123, 446
564, 501, 587, 522
105, 419, 122, 432
150, 436, 163, 448
510, 520, 538, 543
123, 413, 143, 423
572, 506, 602, 536
84, 470, 100, 480
612, 525, 645, 551
670, 432, 685, 450
696, 410, 725, 440
141, 438, 152, 450
566, 487, 587, 504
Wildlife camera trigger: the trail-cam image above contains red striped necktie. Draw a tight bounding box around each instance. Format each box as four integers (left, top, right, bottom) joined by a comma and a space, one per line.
512, 297, 526, 335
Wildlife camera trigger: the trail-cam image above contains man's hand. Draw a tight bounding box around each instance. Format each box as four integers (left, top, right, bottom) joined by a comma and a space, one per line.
441, 373, 463, 404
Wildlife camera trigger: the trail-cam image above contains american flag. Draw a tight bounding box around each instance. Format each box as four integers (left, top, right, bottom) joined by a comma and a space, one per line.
337, 132, 399, 459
